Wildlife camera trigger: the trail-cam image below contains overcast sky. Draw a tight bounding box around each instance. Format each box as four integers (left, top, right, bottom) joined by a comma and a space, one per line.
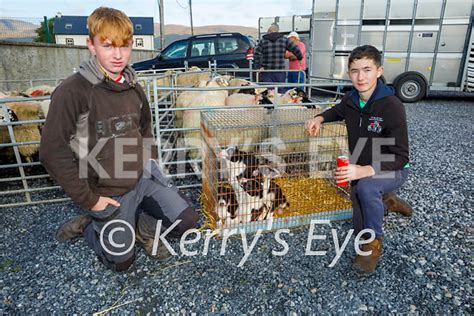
0, 0, 313, 27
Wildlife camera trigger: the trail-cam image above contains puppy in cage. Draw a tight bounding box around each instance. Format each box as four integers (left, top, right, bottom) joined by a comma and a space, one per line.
216, 146, 288, 227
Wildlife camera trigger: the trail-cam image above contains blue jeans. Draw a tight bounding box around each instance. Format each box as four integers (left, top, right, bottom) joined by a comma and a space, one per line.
350, 169, 409, 238
287, 70, 305, 84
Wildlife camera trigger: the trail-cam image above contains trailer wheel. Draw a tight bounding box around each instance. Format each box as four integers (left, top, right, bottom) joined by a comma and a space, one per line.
394, 73, 427, 103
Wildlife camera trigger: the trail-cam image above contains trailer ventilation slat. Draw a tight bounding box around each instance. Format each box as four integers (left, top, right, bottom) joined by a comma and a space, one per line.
467, 36, 474, 92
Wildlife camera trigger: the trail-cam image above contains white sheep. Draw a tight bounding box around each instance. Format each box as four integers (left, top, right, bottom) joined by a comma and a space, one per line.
224, 93, 259, 106
0, 102, 43, 162
23, 85, 56, 97
177, 76, 229, 167
176, 66, 211, 87
228, 78, 252, 94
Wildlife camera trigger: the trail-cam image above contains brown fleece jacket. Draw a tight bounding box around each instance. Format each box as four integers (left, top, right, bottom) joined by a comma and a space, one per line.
40, 58, 157, 210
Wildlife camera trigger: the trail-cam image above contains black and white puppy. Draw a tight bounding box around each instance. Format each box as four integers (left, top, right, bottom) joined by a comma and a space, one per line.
249, 165, 289, 220
219, 147, 289, 223
215, 184, 239, 228
219, 146, 259, 181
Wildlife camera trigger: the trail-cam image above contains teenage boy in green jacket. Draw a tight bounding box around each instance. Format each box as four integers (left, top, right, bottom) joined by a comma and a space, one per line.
306, 45, 412, 274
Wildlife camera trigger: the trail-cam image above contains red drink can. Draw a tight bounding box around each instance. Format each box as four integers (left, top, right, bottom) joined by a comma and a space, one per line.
336, 155, 349, 187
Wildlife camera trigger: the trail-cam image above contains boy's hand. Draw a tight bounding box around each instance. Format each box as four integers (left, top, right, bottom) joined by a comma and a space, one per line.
335, 165, 375, 183
91, 196, 120, 212
305, 116, 324, 136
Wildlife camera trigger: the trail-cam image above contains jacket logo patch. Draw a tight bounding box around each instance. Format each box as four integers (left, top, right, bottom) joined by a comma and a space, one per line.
115, 121, 126, 131
367, 116, 383, 133
96, 113, 139, 139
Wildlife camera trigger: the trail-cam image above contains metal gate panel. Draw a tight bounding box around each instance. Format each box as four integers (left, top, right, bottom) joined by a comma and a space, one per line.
360, 31, 385, 49
312, 52, 334, 78
433, 53, 464, 85
313, 0, 337, 18
335, 25, 359, 50
276, 16, 294, 33
390, 0, 416, 19
333, 55, 351, 79
312, 20, 336, 50
383, 54, 409, 82
411, 31, 439, 52
337, 0, 363, 21
444, 0, 473, 18
408, 53, 435, 81
363, 0, 388, 19
386, 32, 411, 51
294, 15, 311, 32
416, 0, 443, 18
438, 24, 470, 53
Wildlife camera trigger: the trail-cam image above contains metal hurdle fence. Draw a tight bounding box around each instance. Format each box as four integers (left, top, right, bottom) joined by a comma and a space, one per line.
0, 96, 70, 208
0, 67, 343, 208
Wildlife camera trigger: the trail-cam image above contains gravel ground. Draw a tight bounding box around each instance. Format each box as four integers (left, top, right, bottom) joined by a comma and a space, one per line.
0, 95, 473, 314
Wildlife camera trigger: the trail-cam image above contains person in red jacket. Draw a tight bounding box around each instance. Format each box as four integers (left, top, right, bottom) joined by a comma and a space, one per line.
40, 7, 198, 272
285, 31, 306, 84
305, 45, 412, 275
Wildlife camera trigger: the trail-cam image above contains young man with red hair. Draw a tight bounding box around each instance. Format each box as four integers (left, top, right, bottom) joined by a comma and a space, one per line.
40, 7, 198, 272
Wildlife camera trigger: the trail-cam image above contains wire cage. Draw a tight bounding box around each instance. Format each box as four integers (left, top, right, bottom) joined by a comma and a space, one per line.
201, 107, 352, 234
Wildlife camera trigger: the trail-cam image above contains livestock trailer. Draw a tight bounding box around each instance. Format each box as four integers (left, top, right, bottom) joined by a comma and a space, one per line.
311, 0, 474, 102
259, 0, 474, 102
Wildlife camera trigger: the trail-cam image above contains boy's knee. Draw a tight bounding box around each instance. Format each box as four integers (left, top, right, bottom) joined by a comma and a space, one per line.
357, 179, 380, 198
171, 207, 199, 237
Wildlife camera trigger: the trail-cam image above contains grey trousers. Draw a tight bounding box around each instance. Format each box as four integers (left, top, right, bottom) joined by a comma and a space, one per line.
83, 160, 198, 271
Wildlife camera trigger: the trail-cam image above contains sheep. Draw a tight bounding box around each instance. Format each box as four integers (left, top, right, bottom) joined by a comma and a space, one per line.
0, 102, 43, 163
227, 79, 252, 94
23, 85, 55, 97
0, 90, 26, 98
176, 66, 212, 87
177, 76, 229, 170
224, 93, 259, 106
38, 100, 51, 118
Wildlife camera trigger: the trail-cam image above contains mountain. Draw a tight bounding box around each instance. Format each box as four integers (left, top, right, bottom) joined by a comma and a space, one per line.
0, 19, 39, 41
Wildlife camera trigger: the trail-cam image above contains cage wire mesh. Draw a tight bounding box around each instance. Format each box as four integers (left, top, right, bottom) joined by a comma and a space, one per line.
201, 107, 352, 234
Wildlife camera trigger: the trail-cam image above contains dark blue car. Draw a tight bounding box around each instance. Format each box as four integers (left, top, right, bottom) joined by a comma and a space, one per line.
131, 33, 255, 71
